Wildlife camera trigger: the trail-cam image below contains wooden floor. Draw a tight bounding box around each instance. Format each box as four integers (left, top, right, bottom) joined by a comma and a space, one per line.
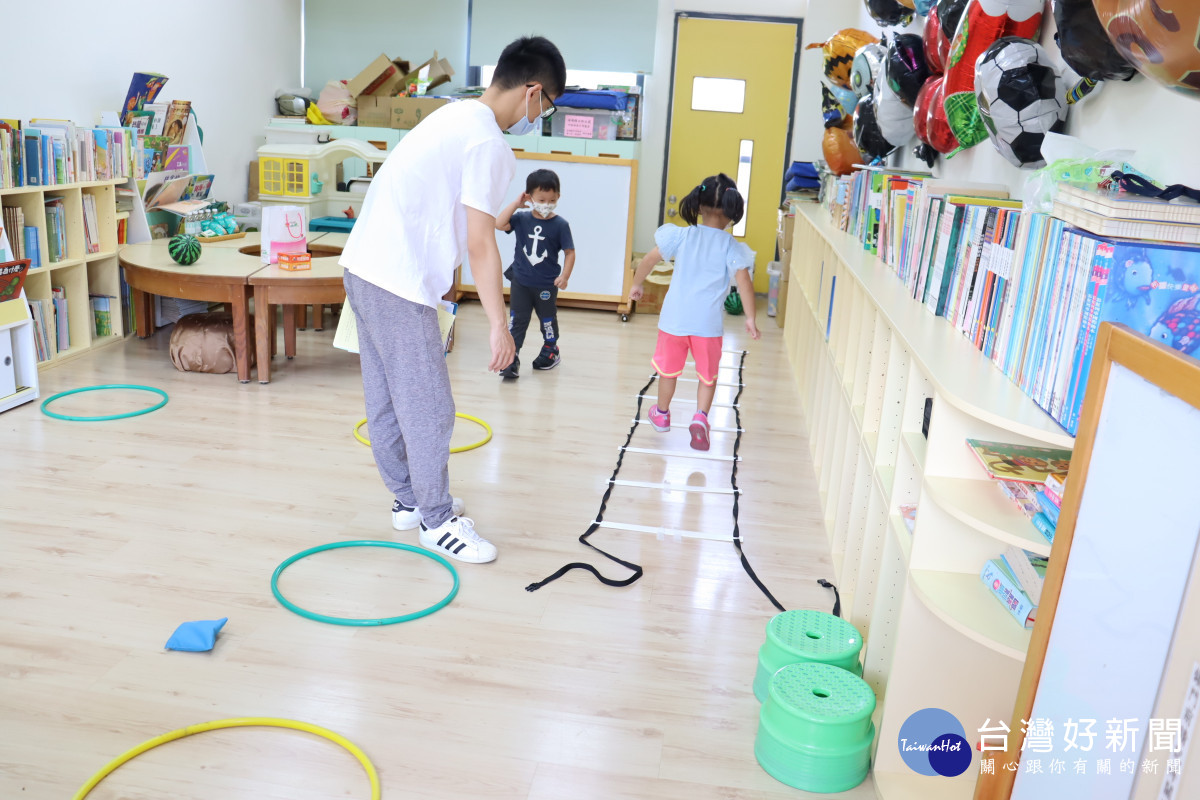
0, 303, 874, 799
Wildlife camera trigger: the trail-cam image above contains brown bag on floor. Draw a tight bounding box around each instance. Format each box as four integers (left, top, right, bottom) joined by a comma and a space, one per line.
169, 312, 256, 374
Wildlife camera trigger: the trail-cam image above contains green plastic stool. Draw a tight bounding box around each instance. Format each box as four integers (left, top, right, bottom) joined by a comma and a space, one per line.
752, 609, 863, 702
755, 662, 876, 793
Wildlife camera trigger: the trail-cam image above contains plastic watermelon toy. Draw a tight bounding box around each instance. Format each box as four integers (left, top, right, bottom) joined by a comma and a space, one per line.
724, 288, 744, 316
168, 234, 202, 266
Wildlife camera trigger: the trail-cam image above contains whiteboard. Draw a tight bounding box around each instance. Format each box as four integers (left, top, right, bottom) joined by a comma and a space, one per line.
460, 156, 634, 298
1013, 362, 1200, 799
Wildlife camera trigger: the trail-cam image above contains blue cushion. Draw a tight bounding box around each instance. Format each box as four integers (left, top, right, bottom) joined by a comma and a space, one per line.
556, 91, 629, 111
165, 617, 228, 652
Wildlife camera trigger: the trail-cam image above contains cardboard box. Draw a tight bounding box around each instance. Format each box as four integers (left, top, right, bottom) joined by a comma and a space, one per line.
347, 54, 403, 99
373, 58, 412, 98
777, 205, 795, 249
402, 51, 454, 96
356, 95, 393, 128
278, 251, 312, 271
636, 262, 673, 315
390, 97, 449, 129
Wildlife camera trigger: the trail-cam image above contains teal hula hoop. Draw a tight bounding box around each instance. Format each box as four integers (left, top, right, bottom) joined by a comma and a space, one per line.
41, 384, 169, 421
271, 540, 459, 626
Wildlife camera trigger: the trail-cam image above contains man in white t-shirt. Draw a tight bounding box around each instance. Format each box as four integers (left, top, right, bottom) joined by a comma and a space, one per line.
340, 36, 566, 564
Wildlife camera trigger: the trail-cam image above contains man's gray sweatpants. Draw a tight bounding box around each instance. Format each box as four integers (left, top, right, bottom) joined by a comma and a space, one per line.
344, 270, 455, 528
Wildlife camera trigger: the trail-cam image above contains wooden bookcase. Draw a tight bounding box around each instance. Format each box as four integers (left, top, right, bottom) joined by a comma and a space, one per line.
1, 178, 126, 366
783, 203, 1075, 798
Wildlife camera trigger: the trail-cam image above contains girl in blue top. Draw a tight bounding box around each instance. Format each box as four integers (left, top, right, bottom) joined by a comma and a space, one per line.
630, 172, 759, 451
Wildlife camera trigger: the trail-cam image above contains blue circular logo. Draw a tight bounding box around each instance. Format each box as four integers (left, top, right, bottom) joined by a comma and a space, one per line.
540, 290, 552, 301
898, 708, 971, 777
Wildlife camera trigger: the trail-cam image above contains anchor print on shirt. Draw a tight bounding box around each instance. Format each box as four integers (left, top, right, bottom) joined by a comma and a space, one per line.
524, 225, 547, 266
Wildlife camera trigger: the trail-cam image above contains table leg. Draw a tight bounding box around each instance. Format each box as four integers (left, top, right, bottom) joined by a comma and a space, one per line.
269, 304, 277, 357
313, 304, 324, 330
297, 304, 307, 331
254, 286, 271, 384
132, 289, 153, 338
284, 305, 297, 359
231, 287, 252, 383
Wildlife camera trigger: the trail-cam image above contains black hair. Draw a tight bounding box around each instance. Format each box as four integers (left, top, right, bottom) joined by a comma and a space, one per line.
678, 173, 745, 226
526, 169, 560, 194
491, 36, 567, 99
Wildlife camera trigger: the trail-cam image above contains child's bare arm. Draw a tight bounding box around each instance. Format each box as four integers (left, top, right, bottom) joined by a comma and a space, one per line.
554, 249, 576, 289
495, 192, 529, 232
735, 268, 760, 340
629, 247, 663, 300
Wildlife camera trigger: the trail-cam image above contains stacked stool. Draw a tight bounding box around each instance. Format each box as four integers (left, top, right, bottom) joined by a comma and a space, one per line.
752, 610, 874, 793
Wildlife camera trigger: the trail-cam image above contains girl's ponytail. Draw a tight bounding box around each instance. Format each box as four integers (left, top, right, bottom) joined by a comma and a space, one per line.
716, 173, 746, 225
679, 183, 703, 225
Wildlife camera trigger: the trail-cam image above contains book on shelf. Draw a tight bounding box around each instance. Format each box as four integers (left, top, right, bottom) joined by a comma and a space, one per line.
967, 439, 1073, 483
90, 294, 115, 338
1044, 472, 1067, 506
1032, 511, 1056, 544
1035, 490, 1060, 526
1052, 200, 1200, 245
142, 102, 168, 136
43, 198, 66, 263
0, 117, 138, 187
0, 259, 30, 301
51, 286, 68, 352
162, 100, 191, 146
981, 558, 1037, 628
1001, 545, 1048, 605
1057, 183, 1200, 226
120, 72, 169, 127
163, 144, 190, 172
82, 193, 101, 254
998, 479, 1041, 519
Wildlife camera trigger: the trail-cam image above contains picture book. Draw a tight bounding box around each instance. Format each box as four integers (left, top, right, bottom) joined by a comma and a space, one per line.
120, 72, 169, 126
163, 144, 190, 172
142, 171, 214, 211
1044, 472, 1067, 506
998, 480, 1041, 518
141, 135, 171, 175
1057, 183, 1200, 226
981, 558, 1037, 628
966, 439, 1073, 483
1032, 512, 1056, 544
162, 100, 191, 146
128, 111, 154, 137
1001, 546, 1048, 605
0, 259, 30, 301
143, 102, 168, 136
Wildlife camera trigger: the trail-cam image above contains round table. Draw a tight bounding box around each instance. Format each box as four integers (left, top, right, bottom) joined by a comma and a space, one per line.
118, 233, 348, 383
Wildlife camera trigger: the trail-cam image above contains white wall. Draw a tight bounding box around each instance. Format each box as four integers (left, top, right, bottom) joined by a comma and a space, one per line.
635, 0, 809, 252
304, 0, 469, 97
4, 0, 300, 204
795, 5, 1200, 198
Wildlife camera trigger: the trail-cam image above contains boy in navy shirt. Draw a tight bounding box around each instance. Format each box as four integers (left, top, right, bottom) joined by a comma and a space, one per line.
495, 169, 575, 377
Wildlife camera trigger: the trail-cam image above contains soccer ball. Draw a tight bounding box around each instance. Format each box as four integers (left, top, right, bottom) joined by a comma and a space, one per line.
974, 37, 1068, 169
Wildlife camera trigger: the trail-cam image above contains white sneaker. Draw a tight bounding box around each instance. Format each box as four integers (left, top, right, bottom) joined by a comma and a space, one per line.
392, 497, 465, 531
419, 516, 497, 564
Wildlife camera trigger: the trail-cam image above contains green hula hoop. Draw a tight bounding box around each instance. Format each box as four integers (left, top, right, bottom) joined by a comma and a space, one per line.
271, 540, 459, 626
41, 384, 169, 421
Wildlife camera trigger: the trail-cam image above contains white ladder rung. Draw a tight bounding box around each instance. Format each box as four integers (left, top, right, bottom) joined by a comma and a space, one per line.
610, 478, 740, 495
638, 395, 737, 409
633, 419, 742, 433
594, 520, 731, 542
621, 446, 740, 462
667, 376, 744, 387
723, 349, 747, 355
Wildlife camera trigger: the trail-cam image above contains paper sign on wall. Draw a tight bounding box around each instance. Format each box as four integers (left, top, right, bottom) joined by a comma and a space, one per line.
563, 114, 594, 138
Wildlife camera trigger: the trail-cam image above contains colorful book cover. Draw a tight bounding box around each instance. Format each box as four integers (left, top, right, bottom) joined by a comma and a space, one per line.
143, 102, 169, 136
1044, 472, 1067, 506
162, 100, 191, 146
981, 558, 1037, 628
141, 135, 171, 175
163, 144, 189, 172
1035, 491, 1061, 526
1032, 512, 1056, 544
966, 439, 1072, 483
23, 227, 39, 268
998, 480, 1041, 518
0, 259, 30, 301
120, 72, 169, 126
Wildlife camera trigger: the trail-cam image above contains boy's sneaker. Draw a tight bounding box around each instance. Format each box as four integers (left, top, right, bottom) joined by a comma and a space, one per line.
419, 516, 497, 564
392, 497, 465, 531
500, 355, 520, 380
689, 411, 711, 451
532, 344, 560, 370
648, 404, 671, 432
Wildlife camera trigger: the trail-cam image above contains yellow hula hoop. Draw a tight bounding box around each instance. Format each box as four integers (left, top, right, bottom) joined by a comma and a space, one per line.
354, 412, 493, 453
72, 717, 381, 800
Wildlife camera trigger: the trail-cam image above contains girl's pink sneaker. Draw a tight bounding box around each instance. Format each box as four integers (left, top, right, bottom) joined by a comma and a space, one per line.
689, 411, 710, 451
648, 404, 671, 432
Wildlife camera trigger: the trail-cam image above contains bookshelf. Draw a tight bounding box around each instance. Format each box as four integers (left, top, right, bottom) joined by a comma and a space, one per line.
1, 178, 127, 366
783, 202, 1073, 798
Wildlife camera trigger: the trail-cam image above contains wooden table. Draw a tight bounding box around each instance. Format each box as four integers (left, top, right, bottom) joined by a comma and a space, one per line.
118, 232, 346, 384
249, 241, 347, 384
120, 237, 265, 383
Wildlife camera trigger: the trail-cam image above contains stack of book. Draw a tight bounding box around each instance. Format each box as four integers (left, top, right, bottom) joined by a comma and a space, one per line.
967, 439, 1071, 545
81, 194, 101, 254
90, 294, 115, 338
1, 206, 39, 268
1053, 184, 1200, 245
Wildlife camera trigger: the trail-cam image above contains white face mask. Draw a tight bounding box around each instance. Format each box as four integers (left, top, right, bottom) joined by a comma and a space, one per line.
531, 201, 556, 216
506, 90, 543, 136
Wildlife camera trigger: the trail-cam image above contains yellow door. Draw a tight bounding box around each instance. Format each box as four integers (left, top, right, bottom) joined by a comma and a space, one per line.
664, 15, 799, 292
